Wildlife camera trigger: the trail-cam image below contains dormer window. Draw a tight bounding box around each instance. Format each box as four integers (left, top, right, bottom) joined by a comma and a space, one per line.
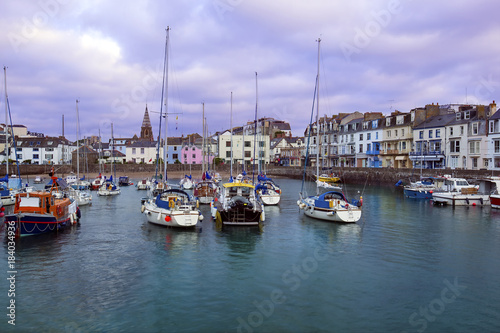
386, 118, 391, 126
456, 113, 461, 121
465, 111, 470, 119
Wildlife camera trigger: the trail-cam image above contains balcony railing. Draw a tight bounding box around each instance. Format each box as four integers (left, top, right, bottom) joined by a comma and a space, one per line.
409, 150, 445, 156
366, 149, 380, 155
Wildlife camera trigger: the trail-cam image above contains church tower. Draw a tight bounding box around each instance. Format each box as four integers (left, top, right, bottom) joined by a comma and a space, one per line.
140, 105, 153, 141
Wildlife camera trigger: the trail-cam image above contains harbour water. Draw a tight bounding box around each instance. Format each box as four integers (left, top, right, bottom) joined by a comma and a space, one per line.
1, 178, 500, 332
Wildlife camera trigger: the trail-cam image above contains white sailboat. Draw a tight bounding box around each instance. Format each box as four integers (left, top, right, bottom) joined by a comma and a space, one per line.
97, 123, 120, 196
297, 38, 362, 223
141, 27, 202, 227
252, 72, 282, 205
70, 99, 92, 205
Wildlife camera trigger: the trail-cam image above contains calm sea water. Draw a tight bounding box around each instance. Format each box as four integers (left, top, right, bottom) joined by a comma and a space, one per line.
1, 178, 500, 333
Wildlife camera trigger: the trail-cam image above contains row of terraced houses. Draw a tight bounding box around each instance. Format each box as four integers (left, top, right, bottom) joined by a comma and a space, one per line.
298, 101, 499, 170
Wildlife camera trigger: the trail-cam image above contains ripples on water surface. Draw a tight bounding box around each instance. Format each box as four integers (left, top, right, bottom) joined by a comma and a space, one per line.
1, 178, 500, 332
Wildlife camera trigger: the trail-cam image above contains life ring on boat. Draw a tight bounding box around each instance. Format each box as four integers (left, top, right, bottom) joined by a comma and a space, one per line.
57, 206, 62, 215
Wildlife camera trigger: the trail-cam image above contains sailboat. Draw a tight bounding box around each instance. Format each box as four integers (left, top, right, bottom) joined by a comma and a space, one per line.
297, 38, 362, 223
97, 123, 121, 196
194, 103, 218, 204
69, 99, 92, 205
252, 73, 281, 205
141, 27, 202, 227
0, 67, 22, 206
211, 89, 265, 227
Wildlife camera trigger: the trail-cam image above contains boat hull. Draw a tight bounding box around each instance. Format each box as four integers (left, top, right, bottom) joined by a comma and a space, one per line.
298, 194, 362, 223
403, 187, 433, 199
260, 194, 281, 205
4, 213, 72, 237
212, 202, 264, 226
142, 200, 200, 227
302, 204, 361, 223
491, 194, 500, 209
432, 193, 490, 206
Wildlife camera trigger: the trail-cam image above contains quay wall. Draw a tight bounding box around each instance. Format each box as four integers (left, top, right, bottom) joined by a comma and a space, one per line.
3, 164, 499, 187
264, 167, 500, 187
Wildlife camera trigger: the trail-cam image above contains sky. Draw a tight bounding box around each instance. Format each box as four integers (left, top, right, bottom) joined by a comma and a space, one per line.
1, 0, 499, 143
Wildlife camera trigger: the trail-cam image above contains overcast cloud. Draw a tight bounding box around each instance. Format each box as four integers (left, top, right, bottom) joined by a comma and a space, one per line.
1, 0, 499, 142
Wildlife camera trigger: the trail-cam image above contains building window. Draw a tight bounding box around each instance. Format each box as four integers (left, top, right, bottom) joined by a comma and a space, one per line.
359, 134, 363, 141
460, 126, 464, 135
387, 130, 391, 138
17, 154, 22, 159
226, 151, 231, 158
141, 148, 145, 154
359, 144, 363, 153
192, 147, 196, 151
450, 127, 454, 136
395, 129, 398, 137
472, 123, 478, 135
450, 140, 460, 153
367, 133, 371, 140
192, 154, 196, 158
132, 148, 136, 154
436, 129, 440, 138
469, 141, 480, 154
33, 154, 39, 159
429, 130, 433, 138
472, 157, 478, 168
172, 154, 178, 159
419, 131, 423, 139
226, 141, 231, 147
245, 151, 251, 158
245, 141, 251, 147
401, 129, 404, 136
495, 140, 500, 153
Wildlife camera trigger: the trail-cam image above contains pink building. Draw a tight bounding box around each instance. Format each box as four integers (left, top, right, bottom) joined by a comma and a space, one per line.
181, 145, 214, 165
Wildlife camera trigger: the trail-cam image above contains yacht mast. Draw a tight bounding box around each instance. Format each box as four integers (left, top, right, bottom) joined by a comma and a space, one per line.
163, 26, 170, 180
76, 99, 80, 180
4, 67, 9, 173
230, 91, 233, 181
316, 38, 321, 195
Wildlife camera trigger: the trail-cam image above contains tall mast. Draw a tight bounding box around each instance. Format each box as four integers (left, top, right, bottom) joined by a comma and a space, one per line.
76, 99, 80, 179
111, 122, 115, 179
202, 102, 205, 174
230, 91, 233, 181
316, 38, 321, 194
242, 118, 245, 173
98, 128, 102, 175
252, 72, 258, 183
163, 26, 170, 180
4, 67, 9, 174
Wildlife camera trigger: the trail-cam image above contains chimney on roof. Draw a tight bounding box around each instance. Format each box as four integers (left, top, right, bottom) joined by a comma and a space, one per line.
490, 100, 497, 116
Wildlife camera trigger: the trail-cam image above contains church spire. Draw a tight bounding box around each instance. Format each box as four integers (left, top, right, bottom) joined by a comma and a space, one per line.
140, 105, 153, 141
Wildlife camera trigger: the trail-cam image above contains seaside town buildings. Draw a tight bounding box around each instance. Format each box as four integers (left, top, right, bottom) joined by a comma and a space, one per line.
2, 101, 500, 171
